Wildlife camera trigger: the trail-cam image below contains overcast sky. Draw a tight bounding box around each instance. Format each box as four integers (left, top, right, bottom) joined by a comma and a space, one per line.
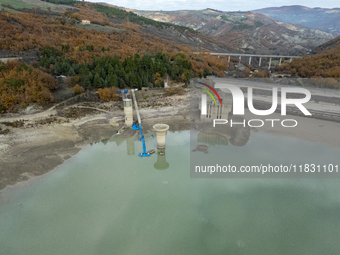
89, 0, 340, 11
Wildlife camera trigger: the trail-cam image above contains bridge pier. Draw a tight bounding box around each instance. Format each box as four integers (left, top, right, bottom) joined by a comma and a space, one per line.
192, 52, 301, 68
268, 58, 272, 70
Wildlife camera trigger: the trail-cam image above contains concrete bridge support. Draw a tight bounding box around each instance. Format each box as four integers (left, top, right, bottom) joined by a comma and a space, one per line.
196, 52, 301, 69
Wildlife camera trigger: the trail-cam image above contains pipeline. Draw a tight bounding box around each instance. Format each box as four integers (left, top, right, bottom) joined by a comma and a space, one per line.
131, 89, 151, 157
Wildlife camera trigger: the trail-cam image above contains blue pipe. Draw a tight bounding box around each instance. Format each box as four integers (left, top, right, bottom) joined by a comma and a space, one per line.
137, 123, 151, 157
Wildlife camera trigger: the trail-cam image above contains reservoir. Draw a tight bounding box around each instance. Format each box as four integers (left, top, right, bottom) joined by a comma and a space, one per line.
1, 130, 340, 254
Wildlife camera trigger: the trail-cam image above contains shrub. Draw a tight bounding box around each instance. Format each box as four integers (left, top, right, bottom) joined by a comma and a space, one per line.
244, 66, 251, 75
252, 70, 270, 78
73, 84, 85, 95
97, 87, 118, 102
176, 86, 184, 95
166, 86, 185, 96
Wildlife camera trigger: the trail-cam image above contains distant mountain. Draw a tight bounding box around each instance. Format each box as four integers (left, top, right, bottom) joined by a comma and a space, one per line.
253, 5, 340, 35
133, 8, 335, 55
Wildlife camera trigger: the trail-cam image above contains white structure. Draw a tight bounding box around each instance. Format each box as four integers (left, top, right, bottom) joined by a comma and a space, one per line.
0, 57, 22, 64
164, 75, 170, 88
124, 99, 133, 127
153, 124, 169, 148
82, 20, 91, 25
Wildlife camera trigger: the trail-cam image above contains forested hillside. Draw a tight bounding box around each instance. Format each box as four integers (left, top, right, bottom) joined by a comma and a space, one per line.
0, 2, 229, 112
42, 0, 78, 5
276, 35, 340, 88
0, 61, 57, 112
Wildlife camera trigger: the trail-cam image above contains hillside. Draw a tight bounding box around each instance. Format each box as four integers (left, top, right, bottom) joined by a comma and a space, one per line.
134, 8, 335, 55
253, 5, 340, 35
0, 0, 236, 53
0, 1, 230, 113
311, 35, 340, 54
275, 35, 340, 87
0, 0, 72, 12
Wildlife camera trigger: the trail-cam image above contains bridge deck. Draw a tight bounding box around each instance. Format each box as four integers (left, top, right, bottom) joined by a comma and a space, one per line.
193, 52, 302, 58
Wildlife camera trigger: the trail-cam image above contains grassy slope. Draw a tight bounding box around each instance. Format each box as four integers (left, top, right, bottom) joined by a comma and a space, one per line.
0, 0, 72, 12
0, 0, 124, 33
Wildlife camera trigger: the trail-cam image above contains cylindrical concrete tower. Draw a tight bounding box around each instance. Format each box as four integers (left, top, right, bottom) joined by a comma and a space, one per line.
124, 99, 133, 127
153, 124, 169, 149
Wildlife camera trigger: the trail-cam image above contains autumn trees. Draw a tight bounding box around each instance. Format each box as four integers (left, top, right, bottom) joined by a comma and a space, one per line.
275, 39, 340, 81
73, 84, 84, 94
0, 61, 57, 112
0, 3, 231, 111
97, 87, 118, 101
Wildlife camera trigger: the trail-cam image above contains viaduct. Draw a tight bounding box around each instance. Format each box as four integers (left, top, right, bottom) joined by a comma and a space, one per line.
193, 52, 302, 69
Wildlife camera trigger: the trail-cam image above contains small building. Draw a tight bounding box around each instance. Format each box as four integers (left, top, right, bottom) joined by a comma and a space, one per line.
82, 20, 90, 25
0, 57, 22, 64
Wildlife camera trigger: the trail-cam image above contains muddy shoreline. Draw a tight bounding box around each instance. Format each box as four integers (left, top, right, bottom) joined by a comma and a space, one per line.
2, 78, 340, 191
0, 104, 191, 191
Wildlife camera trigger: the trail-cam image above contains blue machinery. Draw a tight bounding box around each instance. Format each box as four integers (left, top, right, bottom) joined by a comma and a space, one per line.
131, 89, 151, 157
117, 89, 129, 94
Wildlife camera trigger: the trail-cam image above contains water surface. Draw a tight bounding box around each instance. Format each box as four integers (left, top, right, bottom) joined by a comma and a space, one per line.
1, 131, 340, 255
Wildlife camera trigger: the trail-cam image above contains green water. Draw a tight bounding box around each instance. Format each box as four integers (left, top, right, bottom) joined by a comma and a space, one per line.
1, 131, 340, 255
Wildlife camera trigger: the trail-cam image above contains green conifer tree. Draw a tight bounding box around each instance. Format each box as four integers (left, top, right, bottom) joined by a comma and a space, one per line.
94, 73, 102, 88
